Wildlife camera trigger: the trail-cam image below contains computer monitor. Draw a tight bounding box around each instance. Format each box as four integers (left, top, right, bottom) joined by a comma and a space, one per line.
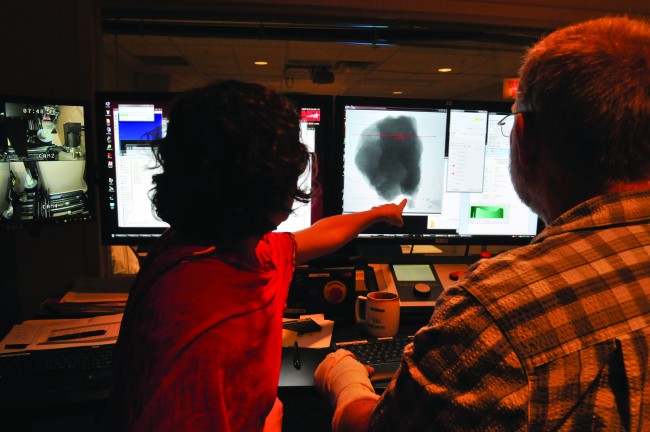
95, 92, 173, 245
96, 91, 331, 245
0, 95, 93, 227
277, 93, 332, 232
332, 96, 541, 246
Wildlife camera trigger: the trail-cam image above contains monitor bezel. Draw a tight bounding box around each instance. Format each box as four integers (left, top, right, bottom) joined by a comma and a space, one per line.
0, 94, 95, 230
95, 91, 177, 245
331, 95, 542, 246
96, 91, 334, 246
282, 93, 334, 228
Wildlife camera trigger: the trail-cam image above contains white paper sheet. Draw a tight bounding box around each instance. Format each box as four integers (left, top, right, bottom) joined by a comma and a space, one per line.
0, 313, 123, 353
295, 314, 334, 349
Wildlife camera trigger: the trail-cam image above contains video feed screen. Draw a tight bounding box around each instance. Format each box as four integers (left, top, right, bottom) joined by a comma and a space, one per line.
335, 97, 540, 245
0, 97, 92, 226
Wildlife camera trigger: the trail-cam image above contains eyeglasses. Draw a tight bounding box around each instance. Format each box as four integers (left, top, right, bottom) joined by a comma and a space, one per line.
497, 112, 524, 138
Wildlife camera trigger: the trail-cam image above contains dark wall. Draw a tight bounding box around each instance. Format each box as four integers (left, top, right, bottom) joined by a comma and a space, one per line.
0, 1, 107, 329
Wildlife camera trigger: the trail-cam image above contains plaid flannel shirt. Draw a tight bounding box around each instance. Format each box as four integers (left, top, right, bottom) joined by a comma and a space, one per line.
371, 189, 650, 431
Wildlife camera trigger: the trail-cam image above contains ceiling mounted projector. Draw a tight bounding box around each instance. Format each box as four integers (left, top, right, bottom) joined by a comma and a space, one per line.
311, 68, 335, 84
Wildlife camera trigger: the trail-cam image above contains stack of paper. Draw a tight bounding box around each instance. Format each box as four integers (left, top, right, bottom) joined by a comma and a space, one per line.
0, 313, 123, 354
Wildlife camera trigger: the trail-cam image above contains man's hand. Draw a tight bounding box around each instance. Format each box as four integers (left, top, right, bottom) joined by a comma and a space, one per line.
314, 349, 379, 408
314, 350, 380, 431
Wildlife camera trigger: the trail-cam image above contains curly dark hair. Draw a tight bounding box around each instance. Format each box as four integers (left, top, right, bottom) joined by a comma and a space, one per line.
149, 80, 311, 242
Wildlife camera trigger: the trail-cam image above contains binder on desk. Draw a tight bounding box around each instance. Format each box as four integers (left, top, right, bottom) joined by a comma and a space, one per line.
41, 275, 135, 316
60, 275, 134, 303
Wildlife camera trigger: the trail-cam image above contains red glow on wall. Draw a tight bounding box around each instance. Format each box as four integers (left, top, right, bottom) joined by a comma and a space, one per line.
502, 78, 519, 100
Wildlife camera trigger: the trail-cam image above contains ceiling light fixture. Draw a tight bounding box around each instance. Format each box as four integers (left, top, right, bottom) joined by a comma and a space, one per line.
254, 61, 268, 65
438, 67, 453, 73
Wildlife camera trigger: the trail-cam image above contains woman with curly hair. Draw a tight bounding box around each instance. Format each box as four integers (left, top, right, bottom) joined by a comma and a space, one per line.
105, 80, 406, 431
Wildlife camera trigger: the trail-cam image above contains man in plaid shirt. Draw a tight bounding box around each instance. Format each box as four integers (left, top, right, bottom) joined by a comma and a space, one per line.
315, 15, 650, 431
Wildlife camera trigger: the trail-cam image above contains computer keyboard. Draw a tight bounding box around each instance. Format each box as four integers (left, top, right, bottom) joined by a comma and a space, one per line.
333, 336, 414, 382
0, 344, 114, 395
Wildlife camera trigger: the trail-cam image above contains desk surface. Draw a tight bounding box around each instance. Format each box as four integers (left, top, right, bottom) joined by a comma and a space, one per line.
279, 346, 328, 389
278, 316, 428, 391
3, 257, 446, 412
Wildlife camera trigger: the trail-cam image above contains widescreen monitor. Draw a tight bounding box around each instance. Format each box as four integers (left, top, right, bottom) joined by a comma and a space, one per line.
0, 96, 92, 227
333, 96, 541, 246
96, 91, 331, 245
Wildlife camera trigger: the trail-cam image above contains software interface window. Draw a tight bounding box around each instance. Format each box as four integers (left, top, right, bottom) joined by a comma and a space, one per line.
102, 99, 319, 242
110, 103, 167, 232
449, 110, 536, 236
276, 106, 319, 233
341, 102, 538, 240
99, 95, 539, 245
342, 106, 448, 214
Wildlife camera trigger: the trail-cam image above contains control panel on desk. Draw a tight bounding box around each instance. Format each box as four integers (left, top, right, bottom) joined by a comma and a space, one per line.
369, 262, 469, 309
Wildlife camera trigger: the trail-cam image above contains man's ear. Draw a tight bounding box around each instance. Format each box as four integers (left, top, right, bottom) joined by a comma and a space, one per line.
512, 113, 538, 172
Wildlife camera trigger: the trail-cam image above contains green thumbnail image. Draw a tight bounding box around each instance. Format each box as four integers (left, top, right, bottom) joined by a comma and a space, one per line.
470, 205, 505, 219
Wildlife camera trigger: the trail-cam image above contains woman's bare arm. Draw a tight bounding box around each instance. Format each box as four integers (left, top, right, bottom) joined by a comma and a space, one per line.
293, 199, 406, 265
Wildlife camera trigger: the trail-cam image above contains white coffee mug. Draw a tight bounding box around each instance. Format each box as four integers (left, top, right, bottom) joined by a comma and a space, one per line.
355, 291, 400, 338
